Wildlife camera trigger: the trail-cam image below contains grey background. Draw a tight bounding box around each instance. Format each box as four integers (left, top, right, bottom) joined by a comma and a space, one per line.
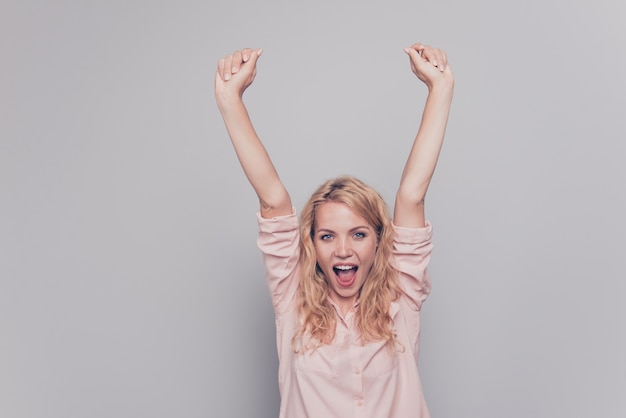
2, 0, 625, 417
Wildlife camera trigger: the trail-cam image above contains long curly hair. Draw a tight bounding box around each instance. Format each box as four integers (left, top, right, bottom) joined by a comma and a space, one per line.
292, 176, 403, 352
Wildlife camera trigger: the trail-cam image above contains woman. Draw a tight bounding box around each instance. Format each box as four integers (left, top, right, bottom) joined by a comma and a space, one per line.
215, 42, 453, 418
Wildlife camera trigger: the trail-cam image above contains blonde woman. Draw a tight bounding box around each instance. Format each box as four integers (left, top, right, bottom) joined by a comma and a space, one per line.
215, 42, 453, 418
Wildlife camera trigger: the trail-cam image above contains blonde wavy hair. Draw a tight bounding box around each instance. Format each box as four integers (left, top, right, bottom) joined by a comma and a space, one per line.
292, 176, 403, 352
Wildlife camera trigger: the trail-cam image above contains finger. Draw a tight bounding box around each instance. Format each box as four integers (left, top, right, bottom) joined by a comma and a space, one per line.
242, 48, 252, 62
245, 48, 263, 69
418, 45, 433, 67
223, 54, 233, 81
422, 46, 443, 71
404, 46, 424, 61
217, 57, 226, 81
404, 46, 426, 75
441, 51, 448, 71
436, 49, 446, 72
232, 50, 243, 73
433, 48, 445, 72
410, 43, 425, 59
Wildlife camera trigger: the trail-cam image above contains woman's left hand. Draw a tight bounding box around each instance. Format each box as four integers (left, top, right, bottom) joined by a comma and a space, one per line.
404, 43, 454, 90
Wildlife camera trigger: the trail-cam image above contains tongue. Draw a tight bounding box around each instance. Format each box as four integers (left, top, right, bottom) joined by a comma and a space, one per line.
336, 269, 356, 287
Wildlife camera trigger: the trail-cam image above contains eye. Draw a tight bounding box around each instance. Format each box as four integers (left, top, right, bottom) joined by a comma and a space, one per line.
353, 231, 366, 239
319, 233, 333, 240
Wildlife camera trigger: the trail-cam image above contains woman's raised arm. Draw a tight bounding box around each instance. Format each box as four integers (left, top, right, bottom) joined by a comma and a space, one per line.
215, 48, 292, 219
394, 43, 454, 228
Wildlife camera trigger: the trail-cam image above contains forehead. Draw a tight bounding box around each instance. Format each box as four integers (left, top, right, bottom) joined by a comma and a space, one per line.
314, 201, 371, 230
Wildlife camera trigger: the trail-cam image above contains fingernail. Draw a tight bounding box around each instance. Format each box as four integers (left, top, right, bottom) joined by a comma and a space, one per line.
232, 66, 238, 73
224, 72, 231, 81
257, 49, 263, 56
243, 53, 249, 61
403, 48, 410, 54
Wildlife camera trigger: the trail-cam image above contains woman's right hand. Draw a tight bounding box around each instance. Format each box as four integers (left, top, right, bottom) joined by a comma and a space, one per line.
214, 48, 263, 105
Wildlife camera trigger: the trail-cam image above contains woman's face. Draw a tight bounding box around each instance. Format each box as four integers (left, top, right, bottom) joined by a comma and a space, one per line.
313, 201, 378, 313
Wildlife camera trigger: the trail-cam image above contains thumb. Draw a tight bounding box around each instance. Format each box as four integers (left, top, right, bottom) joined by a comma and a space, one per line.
404, 47, 424, 65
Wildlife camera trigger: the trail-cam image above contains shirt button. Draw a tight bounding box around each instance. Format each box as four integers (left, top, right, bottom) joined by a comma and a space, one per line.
354, 368, 361, 375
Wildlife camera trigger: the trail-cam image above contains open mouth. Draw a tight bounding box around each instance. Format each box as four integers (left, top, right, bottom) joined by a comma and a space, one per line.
333, 265, 358, 287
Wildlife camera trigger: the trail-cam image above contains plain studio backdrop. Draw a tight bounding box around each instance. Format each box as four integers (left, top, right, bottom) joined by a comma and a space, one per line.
2, 0, 625, 417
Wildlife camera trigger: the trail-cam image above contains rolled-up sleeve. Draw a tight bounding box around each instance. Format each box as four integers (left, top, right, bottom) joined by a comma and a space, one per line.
257, 210, 300, 315
393, 221, 433, 310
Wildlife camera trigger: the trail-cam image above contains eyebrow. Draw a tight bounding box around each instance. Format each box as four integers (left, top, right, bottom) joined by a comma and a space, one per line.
315, 225, 372, 234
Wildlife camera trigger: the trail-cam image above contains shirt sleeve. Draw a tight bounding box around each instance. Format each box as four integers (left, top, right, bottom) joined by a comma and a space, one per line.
256, 209, 300, 315
393, 221, 433, 310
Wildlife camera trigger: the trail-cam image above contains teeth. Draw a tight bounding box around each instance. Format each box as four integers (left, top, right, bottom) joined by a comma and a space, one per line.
335, 265, 354, 270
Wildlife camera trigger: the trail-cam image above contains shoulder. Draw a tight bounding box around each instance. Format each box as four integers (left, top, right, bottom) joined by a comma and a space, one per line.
257, 208, 300, 255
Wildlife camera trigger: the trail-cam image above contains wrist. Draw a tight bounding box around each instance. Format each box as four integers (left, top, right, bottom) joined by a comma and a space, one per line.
215, 91, 245, 112
427, 79, 454, 98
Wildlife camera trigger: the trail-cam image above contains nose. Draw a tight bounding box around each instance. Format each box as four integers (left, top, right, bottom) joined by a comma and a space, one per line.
335, 237, 353, 258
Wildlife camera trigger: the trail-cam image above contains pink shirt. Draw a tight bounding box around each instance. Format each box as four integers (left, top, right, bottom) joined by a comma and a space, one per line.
257, 211, 433, 418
